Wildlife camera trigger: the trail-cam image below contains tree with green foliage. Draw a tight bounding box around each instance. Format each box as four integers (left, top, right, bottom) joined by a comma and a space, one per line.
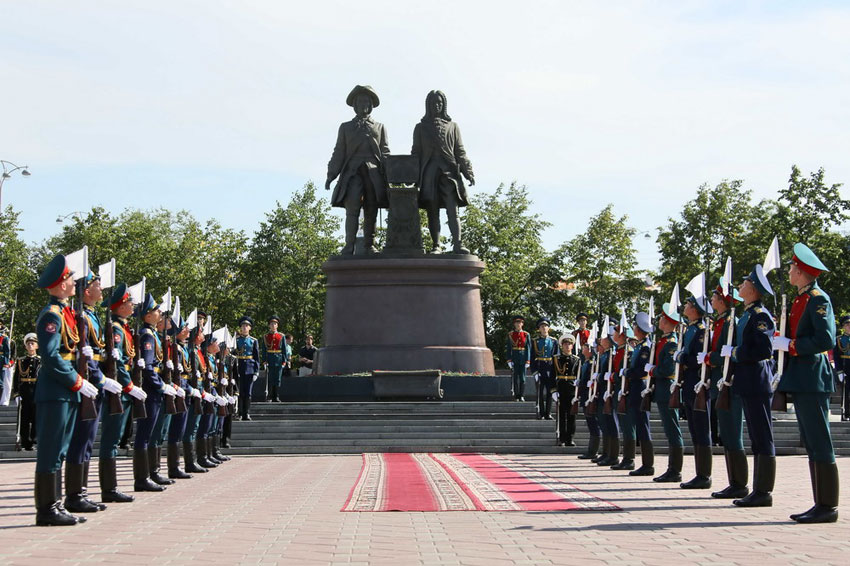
0, 206, 32, 344
246, 182, 340, 343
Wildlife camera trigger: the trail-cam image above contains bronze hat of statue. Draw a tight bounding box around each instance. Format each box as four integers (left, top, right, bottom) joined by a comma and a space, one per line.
346, 85, 380, 108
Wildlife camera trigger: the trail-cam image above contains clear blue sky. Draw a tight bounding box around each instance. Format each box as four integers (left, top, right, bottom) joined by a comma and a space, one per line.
3, 1, 849, 270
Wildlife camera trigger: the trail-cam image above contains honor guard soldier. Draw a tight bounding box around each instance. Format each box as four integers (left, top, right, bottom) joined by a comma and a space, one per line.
647, 303, 684, 482
531, 318, 557, 419
263, 316, 285, 402
33, 254, 98, 526
13, 333, 40, 450
624, 312, 655, 476
147, 315, 178, 488
678, 295, 712, 489
133, 293, 172, 492
578, 339, 601, 459
166, 317, 193, 479
235, 316, 260, 420
98, 284, 146, 503
554, 335, 580, 446
0, 322, 10, 405
707, 279, 749, 499
833, 315, 850, 421
573, 312, 591, 346
775, 243, 840, 523
720, 265, 777, 507
595, 327, 620, 467
609, 322, 633, 470
185, 325, 212, 470
506, 315, 531, 401
65, 272, 124, 514
202, 337, 227, 466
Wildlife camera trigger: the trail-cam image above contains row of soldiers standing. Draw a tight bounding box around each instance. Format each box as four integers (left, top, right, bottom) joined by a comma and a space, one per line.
29, 252, 263, 527
508, 242, 840, 524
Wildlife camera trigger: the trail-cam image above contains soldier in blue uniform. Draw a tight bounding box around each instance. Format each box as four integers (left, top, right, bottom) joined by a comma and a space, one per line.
678, 295, 712, 489
12, 333, 39, 451
187, 325, 215, 469
506, 315, 531, 401
720, 264, 777, 507
166, 317, 193, 479
707, 279, 749, 499
648, 303, 684, 482
594, 329, 620, 467
32, 254, 99, 526
609, 322, 632, 470
578, 339, 601, 459
624, 312, 654, 476
133, 293, 170, 492
833, 315, 850, 421
531, 318, 557, 420
775, 243, 840, 523
235, 316, 260, 421
65, 272, 124, 513
98, 284, 147, 503
263, 316, 285, 402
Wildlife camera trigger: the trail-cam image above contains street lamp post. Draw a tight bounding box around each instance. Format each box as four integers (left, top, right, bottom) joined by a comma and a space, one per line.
0, 160, 31, 210
56, 211, 84, 224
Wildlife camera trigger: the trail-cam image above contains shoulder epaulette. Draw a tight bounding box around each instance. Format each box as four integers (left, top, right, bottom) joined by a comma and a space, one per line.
753, 307, 763, 314
141, 327, 153, 335
810, 289, 822, 297
49, 305, 62, 315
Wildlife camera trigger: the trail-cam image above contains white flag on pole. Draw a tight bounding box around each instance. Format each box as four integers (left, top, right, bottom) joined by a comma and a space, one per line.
763, 236, 781, 274
66, 246, 89, 282
648, 295, 655, 319
722, 256, 733, 297
127, 277, 146, 304
212, 326, 227, 344
203, 314, 212, 336
159, 288, 172, 312
171, 296, 181, 326
684, 272, 705, 300
602, 314, 610, 338
669, 283, 681, 312
98, 258, 116, 289
185, 308, 198, 330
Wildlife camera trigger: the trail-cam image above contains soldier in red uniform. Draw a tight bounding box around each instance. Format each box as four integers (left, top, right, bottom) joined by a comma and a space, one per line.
506, 316, 531, 401
262, 316, 285, 402
572, 313, 591, 347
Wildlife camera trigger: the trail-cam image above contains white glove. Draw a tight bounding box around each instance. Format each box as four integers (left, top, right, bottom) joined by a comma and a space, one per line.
670, 382, 678, 394
201, 391, 211, 402
177, 363, 184, 372
162, 386, 176, 397
111, 347, 121, 359
619, 368, 626, 377
191, 387, 201, 399
603, 390, 611, 401
252, 374, 258, 382
508, 361, 514, 369
195, 370, 201, 378
101, 377, 122, 394
644, 363, 655, 373
584, 398, 593, 407
592, 373, 599, 381
533, 373, 539, 383
838, 371, 845, 383
603, 372, 612, 381
174, 385, 186, 398
640, 387, 651, 398
136, 358, 146, 368
551, 392, 559, 402
716, 378, 731, 391
166, 360, 174, 370
721, 345, 734, 358
79, 379, 98, 399
773, 336, 791, 352
81, 345, 94, 358
217, 396, 227, 407
694, 381, 705, 394
128, 385, 147, 401
697, 352, 707, 364
221, 378, 228, 386
207, 372, 213, 380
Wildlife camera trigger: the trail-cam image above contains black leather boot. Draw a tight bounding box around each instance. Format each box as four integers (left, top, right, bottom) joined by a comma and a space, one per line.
734, 455, 774, 507
681, 445, 712, 489
197, 437, 218, 468
207, 437, 223, 464
654, 444, 683, 482
612, 439, 636, 470
149, 446, 175, 485
630, 440, 655, 476
81, 461, 107, 510
35, 472, 79, 526
134, 448, 166, 492
579, 436, 600, 460
183, 441, 208, 473
592, 436, 609, 463
791, 461, 818, 520
64, 462, 102, 513
168, 443, 192, 479
601, 436, 620, 468
214, 435, 231, 461
794, 461, 838, 523
100, 458, 134, 503
712, 450, 749, 499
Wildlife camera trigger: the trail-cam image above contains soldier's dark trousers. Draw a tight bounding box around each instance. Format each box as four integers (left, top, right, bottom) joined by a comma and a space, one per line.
20, 395, 37, 449
67, 393, 103, 465
683, 385, 712, 446
133, 392, 162, 452
511, 362, 527, 400
741, 392, 775, 457
168, 410, 188, 444
556, 379, 576, 442
238, 374, 254, 416
793, 392, 834, 462
36, 401, 77, 473
99, 398, 132, 459
182, 403, 201, 443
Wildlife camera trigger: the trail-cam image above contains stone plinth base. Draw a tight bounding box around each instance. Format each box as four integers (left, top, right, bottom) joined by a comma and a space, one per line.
317, 256, 495, 375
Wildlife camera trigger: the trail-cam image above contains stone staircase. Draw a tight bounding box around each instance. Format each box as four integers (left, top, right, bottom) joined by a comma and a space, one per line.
1, 399, 848, 459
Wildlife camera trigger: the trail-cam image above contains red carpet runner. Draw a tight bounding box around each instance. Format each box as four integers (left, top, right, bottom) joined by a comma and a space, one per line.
342, 453, 619, 512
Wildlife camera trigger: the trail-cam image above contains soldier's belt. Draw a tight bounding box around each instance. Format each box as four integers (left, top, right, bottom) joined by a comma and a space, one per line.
512, 348, 525, 351
236, 355, 254, 360
21, 378, 37, 383
91, 354, 103, 362
535, 357, 553, 361
266, 349, 282, 354
124, 364, 132, 371
60, 353, 75, 361
557, 375, 577, 380
842, 355, 850, 359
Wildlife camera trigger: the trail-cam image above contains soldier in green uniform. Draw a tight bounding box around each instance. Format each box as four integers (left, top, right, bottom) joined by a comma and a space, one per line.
32, 254, 99, 526
775, 243, 840, 523
647, 303, 684, 483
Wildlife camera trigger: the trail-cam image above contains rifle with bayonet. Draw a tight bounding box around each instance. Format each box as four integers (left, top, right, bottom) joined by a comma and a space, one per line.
694, 315, 712, 412
617, 339, 632, 415
101, 306, 124, 416
771, 294, 788, 412
216, 350, 228, 417
201, 344, 214, 416
160, 316, 176, 416
602, 340, 616, 415
171, 327, 186, 414
131, 316, 148, 420
668, 322, 685, 410
714, 307, 736, 411
189, 336, 202, 414
76, 285, 98, 421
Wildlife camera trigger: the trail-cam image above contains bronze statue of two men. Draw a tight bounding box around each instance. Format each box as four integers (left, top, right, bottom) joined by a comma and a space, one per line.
326, 85, 475, 255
